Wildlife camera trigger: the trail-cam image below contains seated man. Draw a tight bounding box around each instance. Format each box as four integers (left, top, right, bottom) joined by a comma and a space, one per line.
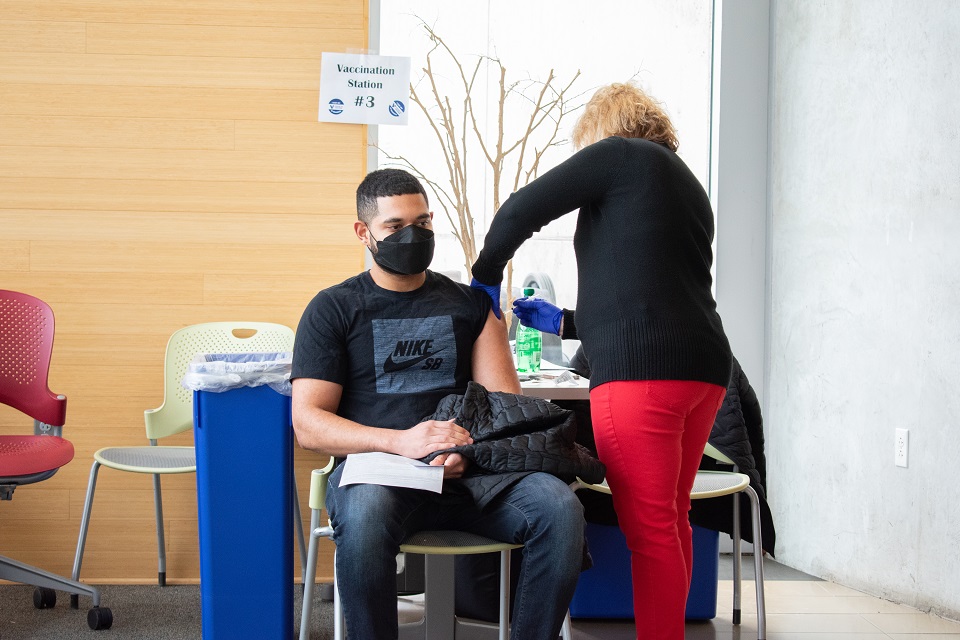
291, 168, 585, 640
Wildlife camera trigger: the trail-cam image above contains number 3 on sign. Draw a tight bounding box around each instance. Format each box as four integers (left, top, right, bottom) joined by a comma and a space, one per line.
354, 96, 375, 108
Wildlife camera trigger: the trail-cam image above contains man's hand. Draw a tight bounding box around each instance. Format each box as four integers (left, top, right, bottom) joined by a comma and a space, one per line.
392, 419, 473, 459
512, 297, 563, 335
470, 278, 502, 319
429, 452, 470, 479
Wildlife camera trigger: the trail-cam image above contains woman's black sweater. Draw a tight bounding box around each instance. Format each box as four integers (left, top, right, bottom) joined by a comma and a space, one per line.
472, 136, 731, 388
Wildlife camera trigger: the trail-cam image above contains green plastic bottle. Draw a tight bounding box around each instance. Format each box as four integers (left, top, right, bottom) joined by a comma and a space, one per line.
515, 288, 542, 374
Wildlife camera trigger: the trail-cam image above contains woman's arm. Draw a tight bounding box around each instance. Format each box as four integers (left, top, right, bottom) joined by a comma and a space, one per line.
471, 136, 626, 285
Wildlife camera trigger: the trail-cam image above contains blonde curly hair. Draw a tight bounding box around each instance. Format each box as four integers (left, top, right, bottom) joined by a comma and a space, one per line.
572, 82, 679, 151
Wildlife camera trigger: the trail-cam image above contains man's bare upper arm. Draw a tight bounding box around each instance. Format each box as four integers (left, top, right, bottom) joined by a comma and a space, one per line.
293, 377, 342, 413
471, 309, 521, 394
291, 377, 343, 451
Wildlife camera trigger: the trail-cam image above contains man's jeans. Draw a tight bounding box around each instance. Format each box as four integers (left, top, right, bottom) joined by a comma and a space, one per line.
326, 464, 585, 640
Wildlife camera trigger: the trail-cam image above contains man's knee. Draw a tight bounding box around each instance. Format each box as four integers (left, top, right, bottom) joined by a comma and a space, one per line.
520, 474, 585, 537
329, 483, 406, 547
553, 488, 586, 539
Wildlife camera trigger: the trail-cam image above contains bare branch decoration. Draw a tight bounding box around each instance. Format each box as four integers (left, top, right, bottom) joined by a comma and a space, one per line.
378, 20, 584, 318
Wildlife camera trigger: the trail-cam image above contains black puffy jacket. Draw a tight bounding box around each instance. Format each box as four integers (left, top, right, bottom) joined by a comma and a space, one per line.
690, 357, 776, 555
422, 382, 606, 509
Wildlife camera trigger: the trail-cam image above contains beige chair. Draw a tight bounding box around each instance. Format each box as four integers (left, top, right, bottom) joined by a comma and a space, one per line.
299, 459, 527, 640
702, 442, 764, 628
70, 322, 302, 607
574, 467, 767, 640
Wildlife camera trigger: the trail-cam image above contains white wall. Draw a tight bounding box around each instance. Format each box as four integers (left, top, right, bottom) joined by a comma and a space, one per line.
767, 0, 960, 619
711, 0, 770, 406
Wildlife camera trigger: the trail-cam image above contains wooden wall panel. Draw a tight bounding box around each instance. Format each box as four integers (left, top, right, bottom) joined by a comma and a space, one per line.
0, 84, 319, 120
2, 490, 71, 519
1, 0, 363, 29
0, 20, 86, 53
0, 148, 361, 183
0, 272, 205, 305
2, 211, 358, 245
41, 303, 306, 338
0, 0, 367, 584
86, 22, 364, 59
235, 121, 360, 152
68, 489, 199, 522
0, 240, 29, 271
0, 115, 236, 149
28, 242, 360, 275
0, 53, 323, 89
0, 177, 358, 214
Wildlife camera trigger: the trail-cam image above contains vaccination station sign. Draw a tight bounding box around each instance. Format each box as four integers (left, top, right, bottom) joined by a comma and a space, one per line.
318, 53, 411, 126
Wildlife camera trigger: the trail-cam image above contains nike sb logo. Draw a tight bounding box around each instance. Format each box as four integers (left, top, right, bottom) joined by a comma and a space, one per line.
372, 316, 455, 393
383, 339, 446, 373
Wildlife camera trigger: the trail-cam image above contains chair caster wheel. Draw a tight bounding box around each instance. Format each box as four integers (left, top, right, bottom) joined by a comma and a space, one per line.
70, 594, 79, 609
88, 606, 113, 630
33, 587, 56, 609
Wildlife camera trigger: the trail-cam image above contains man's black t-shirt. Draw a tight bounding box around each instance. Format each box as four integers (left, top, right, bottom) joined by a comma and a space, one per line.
291, 270, 491, 430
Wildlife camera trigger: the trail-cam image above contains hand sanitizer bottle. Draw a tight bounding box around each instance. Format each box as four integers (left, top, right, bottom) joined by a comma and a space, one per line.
515, 288, 542, 374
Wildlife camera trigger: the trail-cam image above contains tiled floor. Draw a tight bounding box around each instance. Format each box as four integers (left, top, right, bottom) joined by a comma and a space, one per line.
2, 559, 958, 639
568, 577, 960, 639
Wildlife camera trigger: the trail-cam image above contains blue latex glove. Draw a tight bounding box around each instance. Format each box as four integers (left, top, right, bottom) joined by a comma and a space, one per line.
512, 297, 562, 335
470, 278, 502, 319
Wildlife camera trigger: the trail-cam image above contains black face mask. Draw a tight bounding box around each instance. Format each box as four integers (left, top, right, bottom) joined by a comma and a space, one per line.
367, 224, 435, 275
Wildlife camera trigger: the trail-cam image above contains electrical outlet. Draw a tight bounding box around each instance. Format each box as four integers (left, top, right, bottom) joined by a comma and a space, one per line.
895, 428, 909, 468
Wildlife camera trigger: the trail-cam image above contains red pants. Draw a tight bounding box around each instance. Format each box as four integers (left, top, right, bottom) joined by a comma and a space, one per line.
590, 380, 726, 640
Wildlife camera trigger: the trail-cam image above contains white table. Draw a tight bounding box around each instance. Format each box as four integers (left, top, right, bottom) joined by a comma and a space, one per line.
519, 374, 590, 401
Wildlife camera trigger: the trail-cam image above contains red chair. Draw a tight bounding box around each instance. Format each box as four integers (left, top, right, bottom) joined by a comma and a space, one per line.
0, 289, 113, 630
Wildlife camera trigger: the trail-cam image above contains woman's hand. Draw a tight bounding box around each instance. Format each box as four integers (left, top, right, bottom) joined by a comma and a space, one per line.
512, 297, 563, 335
470, 278, 502, 319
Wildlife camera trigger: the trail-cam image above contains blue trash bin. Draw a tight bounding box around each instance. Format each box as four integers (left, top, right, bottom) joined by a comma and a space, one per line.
569, 522, 719, 620
194, 383, 294, 640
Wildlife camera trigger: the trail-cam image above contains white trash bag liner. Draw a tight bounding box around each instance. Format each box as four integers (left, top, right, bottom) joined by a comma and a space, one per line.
181, 352, 292, 395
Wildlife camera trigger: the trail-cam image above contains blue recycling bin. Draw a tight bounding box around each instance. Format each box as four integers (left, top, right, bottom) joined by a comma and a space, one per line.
194, 384, 293, 640
569, 522, 719, 620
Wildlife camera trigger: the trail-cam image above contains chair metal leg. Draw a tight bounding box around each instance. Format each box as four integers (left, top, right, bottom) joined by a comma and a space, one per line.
732, 489, 742, 625
498, 549, 510, 640
152, 472, 166, 586
293, 476, 306, 583
0, 554, 102, 605
561, 610, 573, 640
298, 508, 322, 640
422, 554, 456, 639
744, 485, 766, 640
70, 460, 101, 608
333, 555, 344, 640
309, 525, 516, 640
5, 493, 113, 630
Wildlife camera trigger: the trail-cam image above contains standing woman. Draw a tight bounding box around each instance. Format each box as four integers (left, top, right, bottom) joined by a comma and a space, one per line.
470, 82, 732, 640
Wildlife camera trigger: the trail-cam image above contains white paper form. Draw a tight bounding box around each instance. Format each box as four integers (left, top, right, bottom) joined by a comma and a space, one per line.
339, 452, 444, 494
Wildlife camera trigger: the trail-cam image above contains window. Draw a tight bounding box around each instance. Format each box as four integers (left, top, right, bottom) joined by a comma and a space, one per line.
377, 0, 713, 309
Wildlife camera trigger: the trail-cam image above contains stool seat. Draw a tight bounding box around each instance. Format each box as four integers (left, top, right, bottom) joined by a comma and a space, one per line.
400, 530, 523, 555
691, 470, 751, 499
